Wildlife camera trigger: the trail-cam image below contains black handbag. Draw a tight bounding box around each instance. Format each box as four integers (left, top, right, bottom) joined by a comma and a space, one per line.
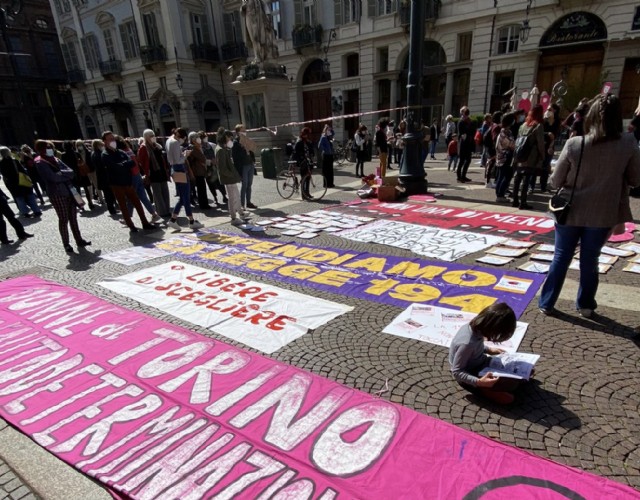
548, 136, 584, 225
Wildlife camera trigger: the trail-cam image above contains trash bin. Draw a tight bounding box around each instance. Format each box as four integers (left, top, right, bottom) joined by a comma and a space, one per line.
261, 148, 279, 180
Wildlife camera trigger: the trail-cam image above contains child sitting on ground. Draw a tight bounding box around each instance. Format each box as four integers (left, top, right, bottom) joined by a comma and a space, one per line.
448, 302, 520, 405
447, 134, 458, 172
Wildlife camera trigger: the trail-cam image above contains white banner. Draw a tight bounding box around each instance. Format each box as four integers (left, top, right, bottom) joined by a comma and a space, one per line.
99, 261, 353, 354
338, 220, 506, 262
382, 304, 528, 353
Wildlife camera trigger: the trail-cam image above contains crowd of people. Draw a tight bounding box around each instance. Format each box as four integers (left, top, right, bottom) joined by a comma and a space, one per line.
0, 125, 263, 251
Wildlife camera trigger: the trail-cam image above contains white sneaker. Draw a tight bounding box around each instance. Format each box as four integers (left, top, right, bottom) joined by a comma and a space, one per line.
167, 220, 181, 231
189, 220, 204, 230
230, 218, 243, 226
485, 181, 496, 188
151, 213, 162, 223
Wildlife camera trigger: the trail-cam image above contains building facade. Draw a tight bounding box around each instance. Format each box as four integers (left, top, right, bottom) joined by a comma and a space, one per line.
0, 0, 80, 146
51, 0, 639, 144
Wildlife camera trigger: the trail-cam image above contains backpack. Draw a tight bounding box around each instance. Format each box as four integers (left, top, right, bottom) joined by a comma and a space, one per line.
514, 130, 534, 164
482, 127, 495, 149
474, 129, 483, 145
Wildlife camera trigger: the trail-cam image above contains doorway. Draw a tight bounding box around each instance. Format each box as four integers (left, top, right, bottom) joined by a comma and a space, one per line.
302, 88, 331, 142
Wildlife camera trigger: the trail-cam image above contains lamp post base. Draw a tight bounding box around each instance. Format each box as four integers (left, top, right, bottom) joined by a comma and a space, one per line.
398, 174, 428, 196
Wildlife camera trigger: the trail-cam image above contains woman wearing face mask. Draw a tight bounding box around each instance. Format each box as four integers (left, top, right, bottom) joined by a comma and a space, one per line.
166, 128, 203, 231
186, 131, 213, 210
61, 141, 94, 210
101, 131, 155, 233
215, 130, 242, 225
137, 129, 172, 218
34, 140, 90, 252
318, 124, 335, 188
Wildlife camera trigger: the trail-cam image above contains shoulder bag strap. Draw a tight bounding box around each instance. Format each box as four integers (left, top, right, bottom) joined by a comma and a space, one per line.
565, 136, 585, 206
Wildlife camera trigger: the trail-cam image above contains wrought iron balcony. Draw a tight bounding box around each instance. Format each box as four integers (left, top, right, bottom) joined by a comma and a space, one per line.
291, 24, 323, 52
67, 68, 86, 85
190, 44, 220, 64
140, 45, 167, 67
99, 59, 122, 78
221, 41, 248, 62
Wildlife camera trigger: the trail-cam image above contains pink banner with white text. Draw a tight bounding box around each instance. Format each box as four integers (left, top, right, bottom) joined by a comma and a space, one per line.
0, 276, 636, 499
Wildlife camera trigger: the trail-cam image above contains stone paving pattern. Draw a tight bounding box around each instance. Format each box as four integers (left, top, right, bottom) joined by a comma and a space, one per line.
0, 156, 639, 495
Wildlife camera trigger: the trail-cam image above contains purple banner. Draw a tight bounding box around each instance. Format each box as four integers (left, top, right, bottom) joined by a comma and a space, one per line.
154, 231, 545, 317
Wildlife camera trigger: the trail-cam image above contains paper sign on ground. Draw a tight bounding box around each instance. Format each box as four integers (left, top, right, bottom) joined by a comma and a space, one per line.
99, 261, 352, 354
569, 260, 611, 274
100, 246, 174, 266
485, 246, 528, 257
519, 261, 550, 273
382, 304, 528, 352
338, 220, 506, 262
476, 255, 513, 266
0, 277, 635, 499
502, 239, 537, 249
536, 244, 556, 253
623, 263, 640, 274
619, 242, 640, 253
530, 252, 555, 262
600, 246, 634, 257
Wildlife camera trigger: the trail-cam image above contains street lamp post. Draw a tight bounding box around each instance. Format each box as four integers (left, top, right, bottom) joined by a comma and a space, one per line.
398, 0, 427, 195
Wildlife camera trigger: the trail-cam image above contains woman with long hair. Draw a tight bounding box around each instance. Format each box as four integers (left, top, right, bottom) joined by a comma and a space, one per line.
354, 124, 368, 178
539, 94, 640, 318
511, 104, 545, 209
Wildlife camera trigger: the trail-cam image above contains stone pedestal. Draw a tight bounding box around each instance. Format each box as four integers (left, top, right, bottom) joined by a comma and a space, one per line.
230, 65, 293, 150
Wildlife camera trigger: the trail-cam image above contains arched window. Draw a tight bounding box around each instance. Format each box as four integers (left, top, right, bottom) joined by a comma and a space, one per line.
496, 25, 520, 55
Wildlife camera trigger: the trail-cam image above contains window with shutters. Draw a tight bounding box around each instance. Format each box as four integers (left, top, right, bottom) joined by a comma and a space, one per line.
103, 29, 117, 60
378, 47, 388, 72
160, 76, 167, 89
119, 21, 140, 59
457, 32, 472, 61
346, 53, 359, 77
81, 34, 101, 71
142, 13, 161, 46
41, 39, 63, 76
496, 25, 519, 55
52, 0, 62, 15
117, 84, 125, 99
344, 0, 360, 23
368, 0, 394, 17
200, 74, 208, 88
97, 88, 106, 104
61, 41, 82, 70
9, 36, 33, 76
303, 0, 316, 25
223, 12, 242, 43
61, 0, 71, 13
190, 13, 210, 45
269, 1, 282, 39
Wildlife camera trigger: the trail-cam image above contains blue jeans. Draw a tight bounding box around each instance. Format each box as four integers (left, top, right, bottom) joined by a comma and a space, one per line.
127, 174, 154, 216
240, 163, 254, 207
429, 140, 437, 157
539, 225, 611, 311
495, 165, 514, 198
15, 191, 40, 216
171, 165, 192, 217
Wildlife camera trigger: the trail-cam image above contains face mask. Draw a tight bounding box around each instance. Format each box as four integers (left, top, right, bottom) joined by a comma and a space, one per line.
226, 140, 233, 149
196, 138, 201, 144
179, 137, 185, 145
109, 141, 117, 149
100, 147, 105, 152
45, 148, 54, 157
202, 137, 208, 143
78, 145, 83, 151
150, 137, 156, 144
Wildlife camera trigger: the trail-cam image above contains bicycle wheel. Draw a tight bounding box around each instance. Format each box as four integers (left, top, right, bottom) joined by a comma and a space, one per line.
276, 172, 296, 199
335, 148, 346, 166
308, 172, 328, 200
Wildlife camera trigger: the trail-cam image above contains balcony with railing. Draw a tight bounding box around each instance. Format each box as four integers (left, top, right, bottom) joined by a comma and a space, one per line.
140, 45, 167, 68
291, 24, 323, 53
221, 41, 248, 62
67, 68, 86, 86
99, 59, 122, 79
191, 44, 221, 64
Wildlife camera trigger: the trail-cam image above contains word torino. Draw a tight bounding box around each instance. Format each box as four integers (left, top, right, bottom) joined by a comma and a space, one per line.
0, 278, 397, 499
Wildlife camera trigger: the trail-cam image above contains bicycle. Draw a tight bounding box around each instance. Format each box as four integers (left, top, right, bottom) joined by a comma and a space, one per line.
276, 160, 328, 201
333, 140, 354, 166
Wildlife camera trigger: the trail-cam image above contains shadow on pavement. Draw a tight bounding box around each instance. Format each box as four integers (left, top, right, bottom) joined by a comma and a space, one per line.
467, 379, 582, 430
65, 247, 102, 271
551, 310, 640, 343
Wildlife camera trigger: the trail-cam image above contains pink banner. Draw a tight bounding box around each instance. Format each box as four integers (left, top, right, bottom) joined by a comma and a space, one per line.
340, 201, 556, 240
0, 276, 636, 499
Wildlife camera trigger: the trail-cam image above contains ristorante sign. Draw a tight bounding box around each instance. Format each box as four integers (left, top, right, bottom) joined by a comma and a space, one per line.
540, 12, 607, 47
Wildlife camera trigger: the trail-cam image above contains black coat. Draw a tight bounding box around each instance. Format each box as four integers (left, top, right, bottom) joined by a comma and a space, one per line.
0, 157, 32, 197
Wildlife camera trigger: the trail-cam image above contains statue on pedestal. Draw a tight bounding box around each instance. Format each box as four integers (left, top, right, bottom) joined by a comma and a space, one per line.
241, 0, 279, 64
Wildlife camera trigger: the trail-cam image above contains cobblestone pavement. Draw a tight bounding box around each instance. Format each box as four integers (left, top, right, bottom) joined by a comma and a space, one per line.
0, 155, 639, 496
